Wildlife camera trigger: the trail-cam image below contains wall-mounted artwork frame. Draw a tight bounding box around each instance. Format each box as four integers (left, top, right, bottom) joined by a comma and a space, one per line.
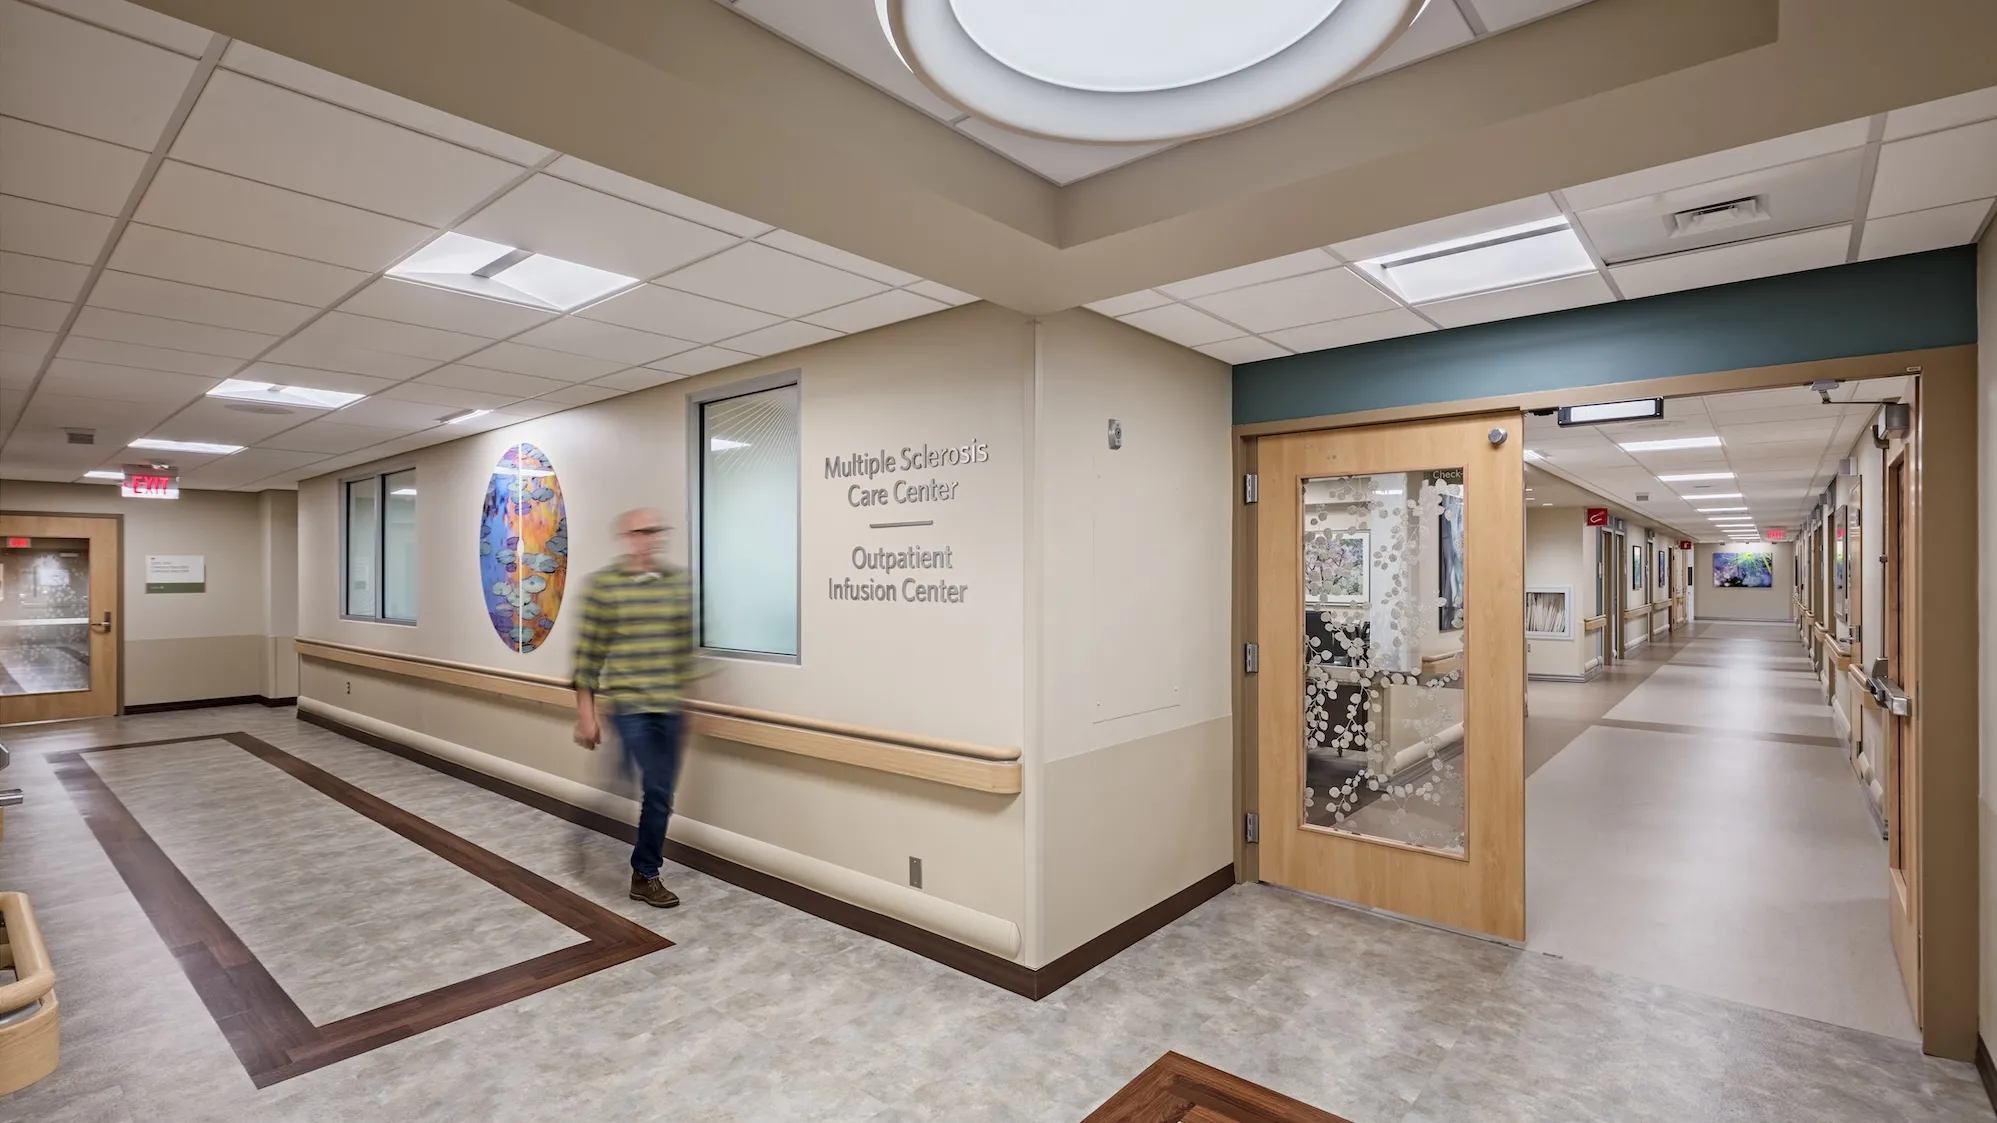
1656, 550, 1667, 592
1630, 544, 1644, 591
1306, 529, 1370, 606
1713, 550, 1774, 588
1525, 586, 1573, 639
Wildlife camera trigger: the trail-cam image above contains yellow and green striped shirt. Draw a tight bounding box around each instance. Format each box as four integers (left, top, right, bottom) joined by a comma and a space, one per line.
571, 561, 695, 713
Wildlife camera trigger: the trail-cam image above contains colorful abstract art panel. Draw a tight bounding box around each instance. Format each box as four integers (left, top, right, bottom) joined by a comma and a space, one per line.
1712, 550, 1773, 588
480, 442, 568, 652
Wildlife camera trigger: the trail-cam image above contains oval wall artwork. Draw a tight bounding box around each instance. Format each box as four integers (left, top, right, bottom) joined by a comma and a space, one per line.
479, 442, 569, 653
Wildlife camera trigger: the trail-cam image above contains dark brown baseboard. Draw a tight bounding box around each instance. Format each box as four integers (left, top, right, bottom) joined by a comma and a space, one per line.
1977, 1035, 1997, 1117
297, 707, 1235, 1000
126, 694, 296, 715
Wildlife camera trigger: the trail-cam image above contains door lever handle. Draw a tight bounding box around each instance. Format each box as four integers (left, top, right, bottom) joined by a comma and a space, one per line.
91, 611, 112, 634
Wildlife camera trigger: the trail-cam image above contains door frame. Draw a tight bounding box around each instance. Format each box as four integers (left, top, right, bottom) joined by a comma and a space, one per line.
0, 510, 125, 721
1229, 344, 1979, 1060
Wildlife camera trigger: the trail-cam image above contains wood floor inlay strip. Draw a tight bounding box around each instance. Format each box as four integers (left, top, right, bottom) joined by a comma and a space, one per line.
1588, 717, 1845, 748
1083, 1052, 1352, 1123
52, 732, 671, 1087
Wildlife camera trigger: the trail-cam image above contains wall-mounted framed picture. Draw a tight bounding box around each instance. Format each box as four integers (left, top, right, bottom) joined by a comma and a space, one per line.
1306, 529, 1370, 605
1525, 586, 1573, 639
1714, 550, 1774, 588
1630, 544, 1644, 591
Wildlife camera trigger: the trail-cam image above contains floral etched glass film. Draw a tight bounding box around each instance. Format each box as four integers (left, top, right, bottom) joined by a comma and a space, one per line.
1300, 469, 1467, 856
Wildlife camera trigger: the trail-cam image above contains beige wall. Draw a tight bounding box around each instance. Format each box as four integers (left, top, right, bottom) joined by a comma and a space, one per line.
1694, 542, 1797, 621
1525, 507, 1590, 679
1976, 214, 1996, 1051
0, 480, 296, 704
1027, 311, 1233, 964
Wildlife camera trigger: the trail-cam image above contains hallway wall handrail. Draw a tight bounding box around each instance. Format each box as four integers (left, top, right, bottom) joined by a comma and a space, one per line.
293, 639, 1022, 765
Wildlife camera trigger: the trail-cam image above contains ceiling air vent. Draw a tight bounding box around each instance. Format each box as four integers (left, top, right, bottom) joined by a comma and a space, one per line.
1668, 196, 1769, 239
65, 429, 94, 445
1635, 491, 1651, 502
224, 402, 294, 416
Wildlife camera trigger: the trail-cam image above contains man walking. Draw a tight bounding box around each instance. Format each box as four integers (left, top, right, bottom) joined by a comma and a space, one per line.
572, 507, 695, 908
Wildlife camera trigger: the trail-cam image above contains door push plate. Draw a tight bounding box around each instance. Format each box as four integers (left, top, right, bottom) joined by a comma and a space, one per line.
1243, 642, 1259, 674
1244, 811, 1260, 844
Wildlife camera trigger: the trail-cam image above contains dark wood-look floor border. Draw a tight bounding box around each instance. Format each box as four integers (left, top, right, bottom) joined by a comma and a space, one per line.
124, 695, 298, 715
298, 707, 1234, 1001
1081, 1051, 1353, 1123
51, 731, 671, 1088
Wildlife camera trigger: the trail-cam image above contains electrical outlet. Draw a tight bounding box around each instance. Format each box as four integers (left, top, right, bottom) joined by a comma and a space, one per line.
908, 856, 923, 889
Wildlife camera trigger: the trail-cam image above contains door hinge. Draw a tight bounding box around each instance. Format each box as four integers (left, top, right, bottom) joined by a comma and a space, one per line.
1243, 473, 1259, 504
1244, 811, 1260, 844
1243, 642, 1259, 674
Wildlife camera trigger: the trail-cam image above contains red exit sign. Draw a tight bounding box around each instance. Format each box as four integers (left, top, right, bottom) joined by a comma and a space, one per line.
1766, 527, 1786, 541
122, 471, 179, 499
5, 537, 29, 549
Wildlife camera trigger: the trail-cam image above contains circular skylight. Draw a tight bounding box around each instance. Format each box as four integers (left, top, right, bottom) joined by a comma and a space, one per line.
947, 0, 1342, 94
878, 0, 1422, 144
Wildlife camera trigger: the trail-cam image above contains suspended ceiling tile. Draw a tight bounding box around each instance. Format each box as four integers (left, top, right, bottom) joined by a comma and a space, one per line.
88, 271, 318, 335
459, 174, 741, 282
731, 0, 965, 122
1862, 199, 1996, 260
1116, 303, 1241, 348
152, 397, 319, 444
171, 70, 521, 227
905, 279, 978, 306
511, 317, 695, 365
1084, 290, 1171, 318
38, 357, 216, 403
176, 447, 329, 487
107, 223, 369, 307
1354, 0, 1474, 80
1577, 149, 1868, 265
233, 362, 395, 397
1704, 385, 1824, 412
1867, 118, 1997, 218
801, 288, 947, 334
1467, 0, 1596, 31
543, 156, 772, 239
577, 283, 781, 343
1417, 272, 1615, 328
1195, 336, 1291, 365
218, 42, 549, 165
457, 340, 622, 382
0, 293, 70, 332
955, 119, 1168, 185
31, 0, 212, 55
21, 388, 175, 431
0, 252, 90, 303
0, 195, 115, 265
1188, 268, 1396, 334
261, 334, 443, 380
756, 229, 921, 287
1883, 84, 1997, 141
258, 417, 410, 454
1262, 307, 1433, 353
58, 334, 240, 376
379, 381, 523, 411
1609, 225, 1851, 301
659, 242, 887, 319
289, 310, 489, 363
0, 116, 148, 217
645, 346, 755, 377
135, 161, 432, 273
592, 366, 686, 392
1158, 249, 1344, 301
1562, 119, 1870, 213
1331, 195, 1562, 263
717, 319, 842, 357
319, 394, 451, 431
339, 278, 555, 339
0, 0, 198, 149
416, 362, 568, 399
70, 304, 277, 358
535, 382, 625, 407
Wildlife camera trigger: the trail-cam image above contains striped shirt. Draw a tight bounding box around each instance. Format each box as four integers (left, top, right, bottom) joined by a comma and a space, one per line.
571, 561, 695, 713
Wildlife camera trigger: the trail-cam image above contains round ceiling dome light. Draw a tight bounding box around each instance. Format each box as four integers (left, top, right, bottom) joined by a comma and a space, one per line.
876, 0, 1424, 144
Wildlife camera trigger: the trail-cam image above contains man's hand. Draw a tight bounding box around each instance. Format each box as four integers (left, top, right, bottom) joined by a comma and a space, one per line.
574, 710, 601, 750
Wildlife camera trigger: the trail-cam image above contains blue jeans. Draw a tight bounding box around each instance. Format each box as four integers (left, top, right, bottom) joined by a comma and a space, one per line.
610, 709, 683, 879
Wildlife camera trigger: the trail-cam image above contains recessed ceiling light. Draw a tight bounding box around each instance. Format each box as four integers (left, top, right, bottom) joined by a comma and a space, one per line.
1364, 218, 1595, 304
441, 408, 491, 424
389, 233, 638, 312
1680, 492, 1743, 500
130, 438, 242, 455
83, 470, 124, 480
1656, 471, 1734, 482
208, 379, 364, 410
1698, 506, 1750, 512
1619, 436, 1722, 452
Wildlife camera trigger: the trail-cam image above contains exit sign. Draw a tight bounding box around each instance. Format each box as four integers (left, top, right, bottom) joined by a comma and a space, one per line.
1766, 528, 1786, 541
122, 467, 179, 499
5, 537, 28, 549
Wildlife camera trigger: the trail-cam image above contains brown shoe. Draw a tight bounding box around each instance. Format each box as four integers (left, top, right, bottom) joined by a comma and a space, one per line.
629, 873, 680, 909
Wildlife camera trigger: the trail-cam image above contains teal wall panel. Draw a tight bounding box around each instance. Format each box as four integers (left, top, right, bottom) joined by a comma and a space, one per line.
1233, 246, 1978, 426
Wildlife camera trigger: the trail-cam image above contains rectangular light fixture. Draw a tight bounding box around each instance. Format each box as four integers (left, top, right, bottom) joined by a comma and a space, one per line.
441, 408, 491, 425
1557, 398, 1665, 426
1364, 218, 1596, 304
389, 232, 638, 312
1679, 492, 1743, 500
1619, 436, 1722, 452
83, 470, 125, 480
208, 379, 364, 410
1656, 471, 1734, 482
1698, 506, 1750, 512
130, 437, 243, 455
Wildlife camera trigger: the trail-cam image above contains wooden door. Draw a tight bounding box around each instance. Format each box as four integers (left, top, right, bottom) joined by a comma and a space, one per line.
1255, 413, 1526, 940
0, 514, 120, 723
1881, 445, 1920, 1018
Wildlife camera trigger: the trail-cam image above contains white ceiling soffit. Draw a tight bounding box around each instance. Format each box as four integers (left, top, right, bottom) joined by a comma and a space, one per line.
715, 0, 1602, 185
1098, 81, 1997, 362
0, 0, 976, 492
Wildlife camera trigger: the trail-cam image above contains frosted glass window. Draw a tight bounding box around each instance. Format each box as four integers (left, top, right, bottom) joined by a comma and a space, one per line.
382, 469, 418, 622
345, 480, 377, 617
699, 383, 799, 657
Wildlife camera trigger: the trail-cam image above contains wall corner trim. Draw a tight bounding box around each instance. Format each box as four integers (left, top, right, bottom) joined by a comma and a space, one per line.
1977, 1036, 1997, 1116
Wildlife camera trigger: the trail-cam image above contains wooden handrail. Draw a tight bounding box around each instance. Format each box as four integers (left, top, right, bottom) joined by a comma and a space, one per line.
1582, 616, 1607, 633
0, 892, 52, 1017
293, 639, 1014, 759
1621, 606, 1651, 621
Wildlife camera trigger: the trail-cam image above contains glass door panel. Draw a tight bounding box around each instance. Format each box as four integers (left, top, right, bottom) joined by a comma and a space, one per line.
0, 514, 120, 723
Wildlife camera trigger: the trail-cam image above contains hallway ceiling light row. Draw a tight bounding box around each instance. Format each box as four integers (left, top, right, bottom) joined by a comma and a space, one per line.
1085, 85, 1997, 365
0, 0, 975, 492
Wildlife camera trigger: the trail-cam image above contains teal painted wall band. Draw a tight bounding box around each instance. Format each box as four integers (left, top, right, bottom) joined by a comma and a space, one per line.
1232, 246, 1978, 426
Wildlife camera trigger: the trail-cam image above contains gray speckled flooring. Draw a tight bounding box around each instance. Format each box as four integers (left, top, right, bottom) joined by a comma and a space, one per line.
1, 707, 1987, 1123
